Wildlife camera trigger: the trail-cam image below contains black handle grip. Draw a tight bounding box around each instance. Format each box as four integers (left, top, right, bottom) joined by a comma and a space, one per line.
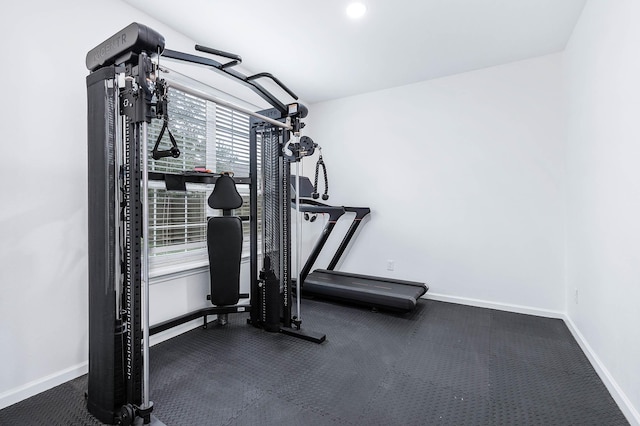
195, 44, 242, 68
152, 147, 180, 160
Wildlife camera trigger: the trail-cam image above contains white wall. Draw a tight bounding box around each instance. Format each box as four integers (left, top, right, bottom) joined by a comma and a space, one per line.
0, 0, 259, 409
564, 0, 640, 423
305, 54, 566, 313
2, 1, 638, 422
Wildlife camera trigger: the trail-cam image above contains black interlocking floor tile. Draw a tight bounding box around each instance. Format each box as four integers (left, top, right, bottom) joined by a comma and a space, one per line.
0, 299, 629, 426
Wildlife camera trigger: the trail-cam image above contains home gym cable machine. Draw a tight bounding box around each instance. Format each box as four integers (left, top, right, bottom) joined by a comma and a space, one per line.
86, 22, 321, 426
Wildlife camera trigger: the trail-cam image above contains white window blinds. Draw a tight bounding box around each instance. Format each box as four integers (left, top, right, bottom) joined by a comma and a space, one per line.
149, 89, 208, 173
146, 87, 253, 272
214, 105, 251, 176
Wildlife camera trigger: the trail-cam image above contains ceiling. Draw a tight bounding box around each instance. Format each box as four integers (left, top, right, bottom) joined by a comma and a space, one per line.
123, 0, 586, 104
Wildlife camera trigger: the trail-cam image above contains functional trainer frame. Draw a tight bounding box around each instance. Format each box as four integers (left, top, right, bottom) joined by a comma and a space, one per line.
87, 22, 162, 424
86, 22, 320, 426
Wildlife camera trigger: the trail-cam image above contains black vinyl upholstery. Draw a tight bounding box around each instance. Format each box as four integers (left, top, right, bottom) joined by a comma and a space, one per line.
207, 174, 243, 306
208, 217, 242, 306
208, 174, 243, 210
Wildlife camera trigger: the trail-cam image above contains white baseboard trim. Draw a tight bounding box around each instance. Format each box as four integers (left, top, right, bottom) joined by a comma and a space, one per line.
562, 315, 640, 426
149, 318, 205, 347
424, 292, 565, 319
0, 319, 204, 412
0, 361, 88, 410
424, 293, 639, 426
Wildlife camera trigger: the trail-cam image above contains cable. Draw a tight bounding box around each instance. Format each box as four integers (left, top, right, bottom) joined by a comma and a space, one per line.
312, 148, 329, 200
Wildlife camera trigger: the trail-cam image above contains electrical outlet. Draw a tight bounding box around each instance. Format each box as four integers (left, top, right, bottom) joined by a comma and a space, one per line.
387, 260, 395, 271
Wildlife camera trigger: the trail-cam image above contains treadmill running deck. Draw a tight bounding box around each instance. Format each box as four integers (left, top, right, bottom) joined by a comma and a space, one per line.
303, 269, 428, 312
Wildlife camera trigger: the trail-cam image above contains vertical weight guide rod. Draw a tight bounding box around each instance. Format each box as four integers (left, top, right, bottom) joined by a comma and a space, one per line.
294, 164, 302, 325
140, 120, 151, 413
117, 52, 157, 422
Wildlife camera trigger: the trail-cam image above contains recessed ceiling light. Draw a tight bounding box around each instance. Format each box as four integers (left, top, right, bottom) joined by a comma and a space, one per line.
346, 2, 367, 19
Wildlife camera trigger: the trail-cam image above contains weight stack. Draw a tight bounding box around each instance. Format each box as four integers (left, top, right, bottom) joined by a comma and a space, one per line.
260, 266, 281, 332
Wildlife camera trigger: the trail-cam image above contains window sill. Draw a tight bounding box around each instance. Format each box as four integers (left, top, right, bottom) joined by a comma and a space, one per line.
149, 254, 252, 285
149, 259, 210, 284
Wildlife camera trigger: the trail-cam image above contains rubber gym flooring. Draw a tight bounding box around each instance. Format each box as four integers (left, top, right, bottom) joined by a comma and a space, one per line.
0, 298, 629, 425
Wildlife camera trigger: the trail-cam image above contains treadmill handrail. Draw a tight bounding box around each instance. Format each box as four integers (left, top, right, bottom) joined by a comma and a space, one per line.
343, 206, 371, 219
297, 208, 344, 284
295, 200, 345, 221
327, 207, 370, 270
295, 200, 372, 282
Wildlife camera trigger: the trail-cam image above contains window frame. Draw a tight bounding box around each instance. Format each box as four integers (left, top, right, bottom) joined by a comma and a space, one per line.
146, 85, 259, 278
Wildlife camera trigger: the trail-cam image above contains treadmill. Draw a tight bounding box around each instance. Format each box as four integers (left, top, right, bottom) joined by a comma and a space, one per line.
292, 176, 428, 312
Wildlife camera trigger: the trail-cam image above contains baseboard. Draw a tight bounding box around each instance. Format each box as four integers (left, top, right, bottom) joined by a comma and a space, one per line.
149, 317, 206, 346
0, 319, 204, 412
563, 315, 640, 426
424, 292, 565, 319
423, 293, 639, 426
0, 361, 88, 410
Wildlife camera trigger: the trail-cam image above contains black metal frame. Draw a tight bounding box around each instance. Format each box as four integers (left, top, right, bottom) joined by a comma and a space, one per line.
248, 114, 290, 326
87, 64, 124, 425
86, 21, 322, 426
248, 112, 326, 343
297, 201, 346, 284
161, 48, 297, 115
296, 200, 373, 283
86, 42, 158, 423
149, 301, 250, 335
327, 207, 372, 270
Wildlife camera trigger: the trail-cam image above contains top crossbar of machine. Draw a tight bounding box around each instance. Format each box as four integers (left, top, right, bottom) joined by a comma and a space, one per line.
162, 46, 297, 116
86, 22, 299, 125
165, 78, 292, 130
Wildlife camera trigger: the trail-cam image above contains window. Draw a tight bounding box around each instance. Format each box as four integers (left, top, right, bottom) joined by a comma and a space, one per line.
146, 87, 253, 274
215, 105, 251, 176
148, 187, 207, 258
